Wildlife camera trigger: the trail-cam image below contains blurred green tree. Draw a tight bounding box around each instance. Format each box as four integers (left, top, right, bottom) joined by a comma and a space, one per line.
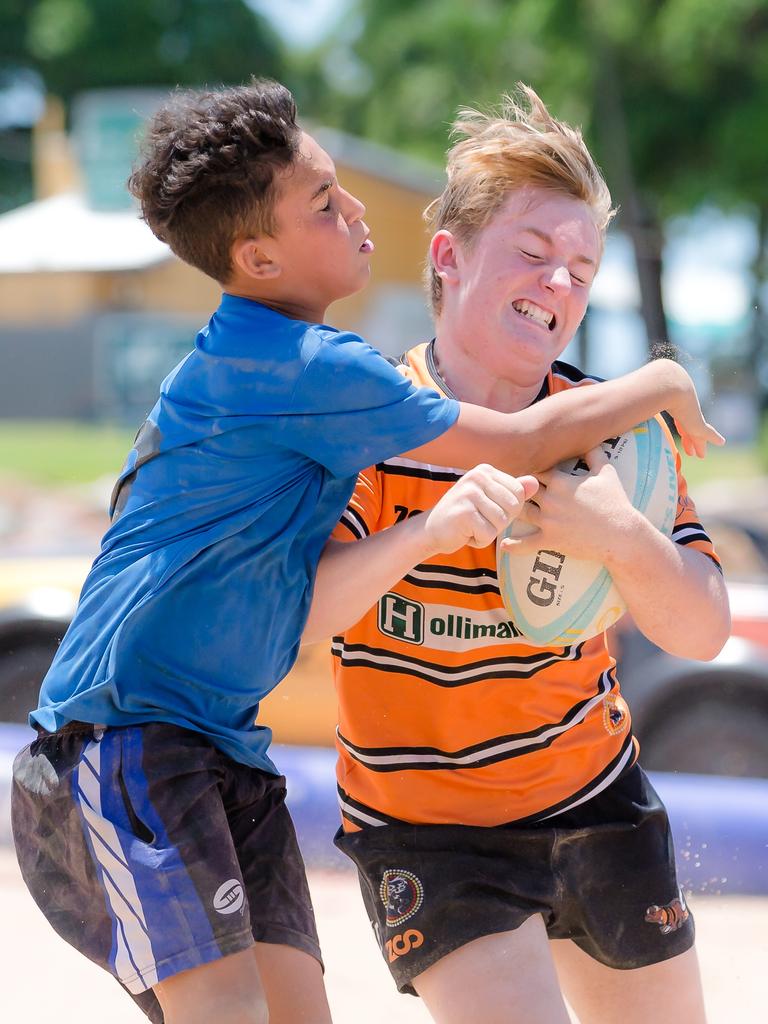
0, 0, 287, 212
299, 0, 768, 380
0, 0, 286, 99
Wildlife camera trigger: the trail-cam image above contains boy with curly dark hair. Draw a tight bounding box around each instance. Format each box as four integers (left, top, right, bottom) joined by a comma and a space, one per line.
12, 78, 721, 1024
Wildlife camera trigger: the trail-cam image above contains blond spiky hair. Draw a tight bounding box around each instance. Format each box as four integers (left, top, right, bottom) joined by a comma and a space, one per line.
425, 84, 615, 315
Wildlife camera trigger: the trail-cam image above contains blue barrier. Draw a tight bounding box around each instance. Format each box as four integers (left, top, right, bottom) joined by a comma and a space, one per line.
2, 724, 766, 892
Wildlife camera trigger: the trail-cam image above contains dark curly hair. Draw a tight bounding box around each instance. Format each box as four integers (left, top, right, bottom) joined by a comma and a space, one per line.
128, 79, 301, 283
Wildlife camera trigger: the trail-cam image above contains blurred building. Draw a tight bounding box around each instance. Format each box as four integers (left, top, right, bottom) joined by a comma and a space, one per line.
0, 90, 442, 424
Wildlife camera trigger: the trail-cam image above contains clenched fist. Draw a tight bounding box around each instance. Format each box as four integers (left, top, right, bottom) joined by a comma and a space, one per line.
423, 464, 539, 554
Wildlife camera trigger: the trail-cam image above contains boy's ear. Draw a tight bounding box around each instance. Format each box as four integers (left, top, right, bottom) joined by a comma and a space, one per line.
429, 230, 461, 287
230, 238, 282, 281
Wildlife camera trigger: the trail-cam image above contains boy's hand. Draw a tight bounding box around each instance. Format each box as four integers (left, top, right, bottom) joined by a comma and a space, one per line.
674, 416, 724, 459
500, 448, 636, 563
658, 360, 725, 457
424, 465, 538, 554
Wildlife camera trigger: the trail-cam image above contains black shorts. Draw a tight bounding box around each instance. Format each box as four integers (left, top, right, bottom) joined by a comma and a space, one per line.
12, 722, 321, 1023
335, 764, 694, 994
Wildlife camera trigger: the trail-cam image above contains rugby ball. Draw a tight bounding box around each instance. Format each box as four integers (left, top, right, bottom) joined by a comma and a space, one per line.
497, 418, 678, 647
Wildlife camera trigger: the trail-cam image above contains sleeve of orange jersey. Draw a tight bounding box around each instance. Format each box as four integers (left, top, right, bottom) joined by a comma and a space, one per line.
331, 466, 383, 544
669, 437, 722, 573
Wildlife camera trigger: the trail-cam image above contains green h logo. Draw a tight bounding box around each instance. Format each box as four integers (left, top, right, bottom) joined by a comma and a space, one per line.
378, 593, 424, 645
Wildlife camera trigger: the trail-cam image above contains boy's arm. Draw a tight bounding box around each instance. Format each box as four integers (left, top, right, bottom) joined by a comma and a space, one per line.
303, 466, 538, 644
406, 358, 723, 474
600, 520, 729, 660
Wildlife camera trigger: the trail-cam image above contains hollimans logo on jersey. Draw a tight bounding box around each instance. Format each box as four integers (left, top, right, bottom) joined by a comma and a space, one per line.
378, 593, 525, 651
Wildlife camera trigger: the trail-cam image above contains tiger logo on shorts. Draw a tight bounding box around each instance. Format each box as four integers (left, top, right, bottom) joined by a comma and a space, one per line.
644, 892, 689, 934
380, 868, 424, 928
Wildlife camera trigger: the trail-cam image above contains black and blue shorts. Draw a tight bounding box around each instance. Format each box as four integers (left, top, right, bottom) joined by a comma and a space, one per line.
336, 764, 695, 994
12, 721, 321, 1023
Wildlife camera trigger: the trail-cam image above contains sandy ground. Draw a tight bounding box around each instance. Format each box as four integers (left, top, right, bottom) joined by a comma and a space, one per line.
0, 851, 766, 1023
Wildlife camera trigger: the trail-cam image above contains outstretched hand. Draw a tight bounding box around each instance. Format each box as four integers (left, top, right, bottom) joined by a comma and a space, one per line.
675, 418, 725, 459
665, 368, 725, 457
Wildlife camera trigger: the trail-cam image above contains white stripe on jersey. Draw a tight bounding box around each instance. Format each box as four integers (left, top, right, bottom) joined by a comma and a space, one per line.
75, 741, 159, 993
382, 455, 466, 476
672, 524, 709, 542
539, 736, 635, 819
340, 507, 368, 539
337, 670, 613, 769
331, 639, 579, 683
337, 794, 388, 827
404, 565, 499, 591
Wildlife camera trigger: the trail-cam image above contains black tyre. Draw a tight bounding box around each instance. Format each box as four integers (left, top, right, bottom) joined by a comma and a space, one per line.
0, 640, 58, 723
640, 697, 768, 778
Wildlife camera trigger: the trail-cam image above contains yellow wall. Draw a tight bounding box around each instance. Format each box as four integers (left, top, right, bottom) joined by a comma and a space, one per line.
0, 272, 98, 323
330, 166, 433, 333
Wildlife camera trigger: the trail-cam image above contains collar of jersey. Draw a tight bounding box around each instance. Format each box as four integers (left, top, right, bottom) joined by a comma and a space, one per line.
425, 338, 551, 407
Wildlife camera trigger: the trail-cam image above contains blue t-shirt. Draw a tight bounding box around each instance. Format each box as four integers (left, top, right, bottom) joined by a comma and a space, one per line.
33, 295, 458, 771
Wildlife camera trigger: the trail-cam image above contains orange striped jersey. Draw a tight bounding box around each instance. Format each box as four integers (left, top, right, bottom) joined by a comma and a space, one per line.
331, 342, 721, 831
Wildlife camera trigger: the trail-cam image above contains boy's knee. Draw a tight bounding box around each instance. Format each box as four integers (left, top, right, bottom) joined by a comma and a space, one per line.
160, 989, 269, 1024
217, 990, 270, 1024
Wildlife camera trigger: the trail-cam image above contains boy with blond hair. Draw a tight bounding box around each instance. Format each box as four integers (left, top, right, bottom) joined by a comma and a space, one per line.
13, 79, 719, 1024
308, 86, 727, 1024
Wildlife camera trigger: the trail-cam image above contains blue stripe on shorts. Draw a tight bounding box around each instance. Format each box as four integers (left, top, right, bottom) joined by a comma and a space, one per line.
72, 728, 216, 993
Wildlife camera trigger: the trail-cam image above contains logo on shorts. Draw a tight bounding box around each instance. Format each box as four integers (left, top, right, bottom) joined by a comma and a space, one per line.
644, 890, 689, 934
380, 868, 424, 928
213, 879, 245, 915
386, 929, 425, 963
603, 693, 629, 736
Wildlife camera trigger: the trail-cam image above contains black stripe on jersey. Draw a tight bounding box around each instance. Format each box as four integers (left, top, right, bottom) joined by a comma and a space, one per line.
336, 670, 614, 773
377, 462, 462, 483
339, 507, 369, 539
411, 563, 498, 580
403, 563, 500, 595
674, 532, 714, 548
672, 523, 712, 543
337, 784, 409, 828
672, 520, 705, 534
331, 640, 583, 687
503, 730, 636, 825
672, 524, 721, 572
401, 576, 500, 596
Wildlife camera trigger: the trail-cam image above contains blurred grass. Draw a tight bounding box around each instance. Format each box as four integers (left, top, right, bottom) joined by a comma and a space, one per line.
677, 442, 764, 488
0, 421, 134, 485
0, 419, 763, 488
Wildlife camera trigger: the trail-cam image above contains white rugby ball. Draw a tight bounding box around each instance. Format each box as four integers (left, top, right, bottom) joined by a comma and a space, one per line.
497, 417, 678, 647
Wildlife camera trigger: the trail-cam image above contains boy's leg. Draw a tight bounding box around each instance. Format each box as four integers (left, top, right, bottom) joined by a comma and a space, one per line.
252, 941, 332, 1023
334, 822, 564, 1016
546, 764, 701, 1024
551, 940, 707, 1024
154, 947, 268, 1024
413, 916, 572, 1024
155, 943, 331, 1024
